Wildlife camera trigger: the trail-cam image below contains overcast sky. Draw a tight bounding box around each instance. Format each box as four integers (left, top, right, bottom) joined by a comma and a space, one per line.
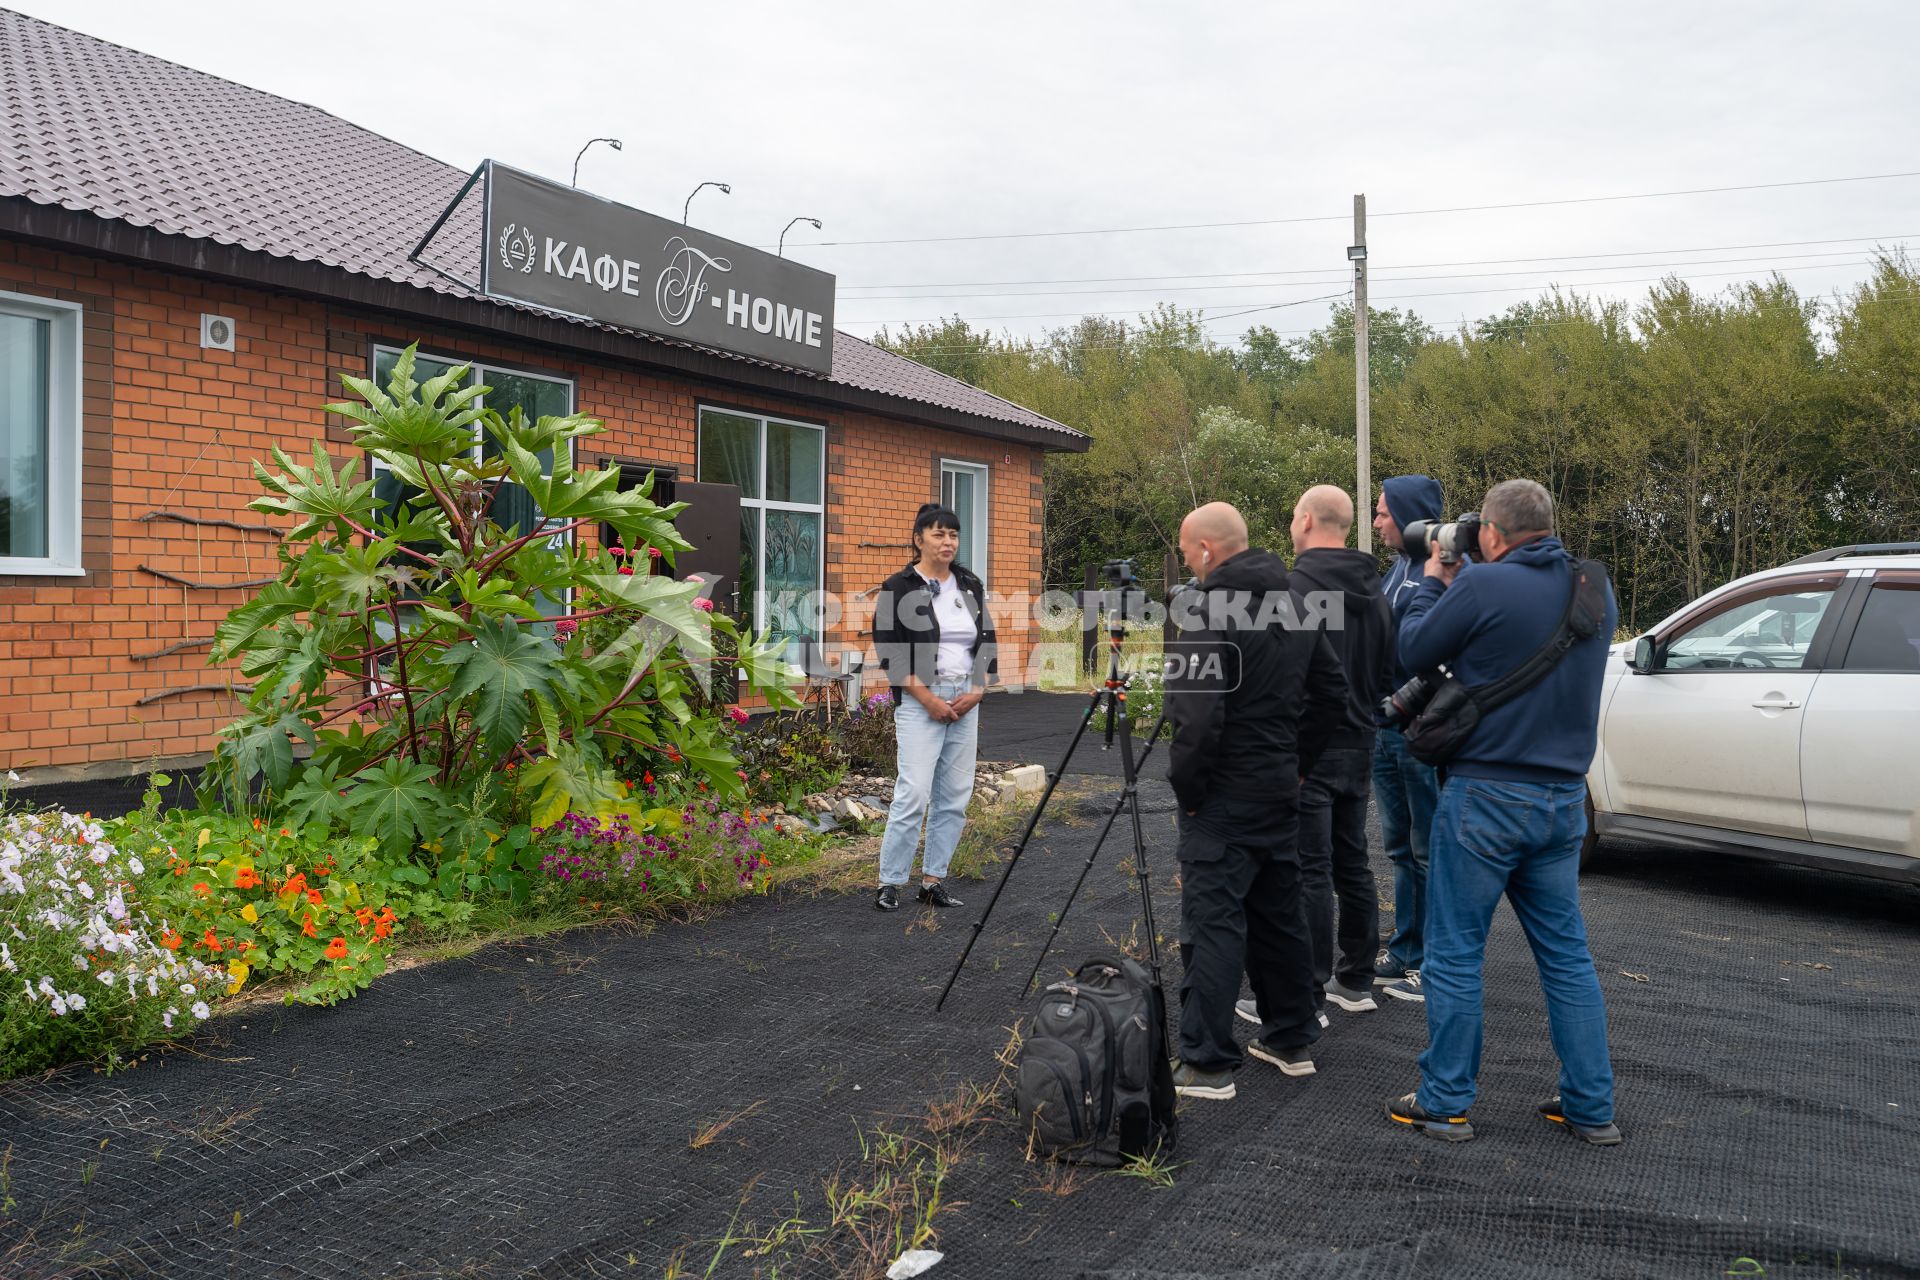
21, 0, 1920, 348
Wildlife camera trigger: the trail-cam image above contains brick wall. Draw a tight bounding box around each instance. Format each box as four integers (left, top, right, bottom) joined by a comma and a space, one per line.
0, 241, 1048, 775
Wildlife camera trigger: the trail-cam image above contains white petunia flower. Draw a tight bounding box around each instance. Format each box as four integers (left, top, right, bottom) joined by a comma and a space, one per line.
190, 1000, 210, 1020
67, 992, 85, 1011
97, 968, 115, 985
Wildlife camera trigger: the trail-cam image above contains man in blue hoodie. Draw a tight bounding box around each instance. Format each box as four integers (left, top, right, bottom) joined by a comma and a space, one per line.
1372, 475, 1446, 1003
1384, 479, 1621, 1147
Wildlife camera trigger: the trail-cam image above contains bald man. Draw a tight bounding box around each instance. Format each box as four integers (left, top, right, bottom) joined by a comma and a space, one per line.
1164, 501, 1348, 1099
1280, 487, 1393, 1019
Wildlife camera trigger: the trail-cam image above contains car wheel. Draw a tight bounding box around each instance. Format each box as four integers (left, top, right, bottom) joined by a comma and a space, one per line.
1579, 786, 1601, 872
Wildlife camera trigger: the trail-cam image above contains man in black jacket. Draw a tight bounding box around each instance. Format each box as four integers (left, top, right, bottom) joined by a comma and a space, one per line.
1284, 486, 1394, 1020
1165, 502, 1348, 1100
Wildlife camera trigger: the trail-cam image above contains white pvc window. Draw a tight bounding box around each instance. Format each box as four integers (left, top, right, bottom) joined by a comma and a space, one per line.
0, 291, 83, 576
696, 406, 824, 642
940, 459, 989, 585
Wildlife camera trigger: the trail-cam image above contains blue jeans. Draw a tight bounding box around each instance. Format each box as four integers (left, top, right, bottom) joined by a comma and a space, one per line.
1418, 777, 1615, 1127
877, 681, 978, 886
1371, 729, 1439, 972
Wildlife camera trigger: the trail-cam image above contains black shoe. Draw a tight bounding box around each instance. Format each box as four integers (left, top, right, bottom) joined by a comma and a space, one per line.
1373, 954, 1405, 984
1171, 1062, 1236, 1100
1538, 1096, 1623, 1145
1247, 1041, 1316, 1076
1234, 997, 1260, 1026
876, 885, 900, 912
1381, 970, 1425, 1003
916, 882, 963, 908
1386, 1091, 1474, 1142
1325, 979, 1379, 1012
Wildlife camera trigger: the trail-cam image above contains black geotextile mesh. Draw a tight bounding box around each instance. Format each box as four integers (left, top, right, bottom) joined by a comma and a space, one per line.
3, 692, 1918, 1279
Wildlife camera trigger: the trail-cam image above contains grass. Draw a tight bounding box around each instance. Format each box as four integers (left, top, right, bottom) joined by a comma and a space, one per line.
1112, 1149, 1184, 1190
690, 1100, 767, 1151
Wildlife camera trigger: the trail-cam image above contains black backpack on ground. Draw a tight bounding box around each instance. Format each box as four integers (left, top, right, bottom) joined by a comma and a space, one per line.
1014, 956, 1176, 1166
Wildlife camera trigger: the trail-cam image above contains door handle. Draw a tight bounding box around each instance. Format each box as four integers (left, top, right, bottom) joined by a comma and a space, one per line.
1751, 698, 1800, 709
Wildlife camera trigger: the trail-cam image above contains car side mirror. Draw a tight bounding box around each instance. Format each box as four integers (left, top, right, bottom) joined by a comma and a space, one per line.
1627, 635, 1658, 673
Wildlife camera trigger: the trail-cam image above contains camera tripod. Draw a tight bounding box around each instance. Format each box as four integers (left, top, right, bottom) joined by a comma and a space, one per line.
936, 598, 1173, 1059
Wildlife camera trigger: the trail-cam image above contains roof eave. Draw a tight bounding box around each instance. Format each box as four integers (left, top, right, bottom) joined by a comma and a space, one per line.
0, 196, 1091, 454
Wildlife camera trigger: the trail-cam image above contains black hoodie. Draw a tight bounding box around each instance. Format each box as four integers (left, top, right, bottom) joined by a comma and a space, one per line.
1165, 547, 1349, 825
1289, 546, 1394, 750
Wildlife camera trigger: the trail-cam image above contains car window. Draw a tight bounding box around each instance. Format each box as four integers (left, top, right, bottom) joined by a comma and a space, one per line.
1839, 582, 1920, 671
1661, 584, 1837, 671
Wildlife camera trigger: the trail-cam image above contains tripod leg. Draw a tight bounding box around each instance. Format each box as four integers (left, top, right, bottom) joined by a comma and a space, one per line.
1019, 709, 1170, 997
1116, 696, 1175, 1061
936, 685, 1103, 1012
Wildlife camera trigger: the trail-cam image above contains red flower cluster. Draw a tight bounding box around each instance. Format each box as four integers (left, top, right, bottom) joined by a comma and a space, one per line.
553, 618, 578, 639
691, 597, 714, 612
726, 706, 749, 724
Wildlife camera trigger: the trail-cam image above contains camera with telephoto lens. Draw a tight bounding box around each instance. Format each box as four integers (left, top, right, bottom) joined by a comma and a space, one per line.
1101, 557, 1141, 589
1403, 512, 1484, 565
1379, 671, 1440, 727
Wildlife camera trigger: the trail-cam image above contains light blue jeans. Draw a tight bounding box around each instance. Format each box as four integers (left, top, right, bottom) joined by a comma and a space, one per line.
878, 680, 979, 886
1418, 776, 1615, 1126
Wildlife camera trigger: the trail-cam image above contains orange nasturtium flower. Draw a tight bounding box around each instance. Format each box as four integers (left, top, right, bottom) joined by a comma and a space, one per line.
283, 873, 308, 897
160, 930, 183, 951
201, 929, 224, 953
354, 907, 375, 927
301, 913, 317, 939
324, 937, 349, 961
234, 867, 261, 890
306, 889, 324, 907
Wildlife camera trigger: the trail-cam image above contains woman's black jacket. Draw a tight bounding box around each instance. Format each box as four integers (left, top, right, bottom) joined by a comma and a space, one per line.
870, 563, 999, 703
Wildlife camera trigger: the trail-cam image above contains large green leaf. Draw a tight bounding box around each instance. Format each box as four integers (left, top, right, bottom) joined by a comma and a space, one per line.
247, 442, 378, 542
345, 758, 447, 859
283, 759, 353, 833
434, 615, 565, 758
518, 742, 625, 828
217, 709, 315, 792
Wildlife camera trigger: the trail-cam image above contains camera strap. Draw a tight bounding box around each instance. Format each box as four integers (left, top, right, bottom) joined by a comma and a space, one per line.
1465, 557, 1612, 717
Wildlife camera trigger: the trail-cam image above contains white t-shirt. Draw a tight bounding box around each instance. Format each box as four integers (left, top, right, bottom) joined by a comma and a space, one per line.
923, 571, 978, 683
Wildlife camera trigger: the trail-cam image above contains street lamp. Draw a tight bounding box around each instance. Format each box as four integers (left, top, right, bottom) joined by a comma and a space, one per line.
779, 217, 823, 256
683, 181, 732, 224
571, 137, 622, 187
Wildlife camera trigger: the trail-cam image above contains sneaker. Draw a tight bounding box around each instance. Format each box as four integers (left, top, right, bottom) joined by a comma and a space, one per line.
916, 882, 964, 908
1382, 971, 1425, 1003
875, 885, 900, 912
1247, 1041, 1316, 1077
1538, 1096, 1623, 1146
1172, 1062, 1236, 1100
1235, 998, 1328, 1030
1325, 979, 1378, 1012
1373, 955, 1404, 984
1386, 1091, 1474, 1142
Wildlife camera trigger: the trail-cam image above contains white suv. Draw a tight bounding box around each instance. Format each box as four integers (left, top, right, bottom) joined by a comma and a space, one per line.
1586, 544, 1920, 883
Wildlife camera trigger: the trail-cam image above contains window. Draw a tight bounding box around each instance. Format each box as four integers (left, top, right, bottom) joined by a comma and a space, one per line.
697, 407, 823, 643
1660, 580, 1838, 672
0, 291, 82, 575
940, 460, 989, 583
1840, 581, 1920, 672
369, 346, 573, 611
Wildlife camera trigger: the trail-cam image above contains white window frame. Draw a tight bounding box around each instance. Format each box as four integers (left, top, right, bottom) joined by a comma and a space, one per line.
0, 290, 84, 576
695, 405, 826, 639
940, 458, 990, 587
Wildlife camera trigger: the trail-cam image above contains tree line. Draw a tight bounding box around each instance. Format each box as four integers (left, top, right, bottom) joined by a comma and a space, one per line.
874, 255, 1920, 631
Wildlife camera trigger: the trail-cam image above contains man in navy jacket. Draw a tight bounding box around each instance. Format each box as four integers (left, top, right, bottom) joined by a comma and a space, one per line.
1385, 479, 1622, 1147
1372, 475, 1445, 1002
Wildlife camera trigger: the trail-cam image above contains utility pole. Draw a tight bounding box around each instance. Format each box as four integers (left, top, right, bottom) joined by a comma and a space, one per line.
1350, 194, 1371, 554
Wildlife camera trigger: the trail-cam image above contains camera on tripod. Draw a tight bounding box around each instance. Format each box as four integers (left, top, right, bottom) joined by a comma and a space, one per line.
1101, 557, 1140, 589
1403, 512, 1484, 565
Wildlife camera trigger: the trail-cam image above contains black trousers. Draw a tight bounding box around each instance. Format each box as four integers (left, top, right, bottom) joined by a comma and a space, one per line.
1298, 746, 1381, 1000
1176, 801, 1320, 1071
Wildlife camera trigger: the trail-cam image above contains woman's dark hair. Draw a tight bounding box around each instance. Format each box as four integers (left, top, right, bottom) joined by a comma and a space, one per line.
911, 502, 963, 560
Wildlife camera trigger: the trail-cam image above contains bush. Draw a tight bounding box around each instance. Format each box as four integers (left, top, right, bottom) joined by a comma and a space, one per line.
728, 711, 849, 808
531, 796, 818, 913
839, 691, 899, 772
2, 809, 226, 1078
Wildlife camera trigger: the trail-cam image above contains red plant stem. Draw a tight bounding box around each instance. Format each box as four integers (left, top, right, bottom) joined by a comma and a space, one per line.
387, 600, 422, 764
473, 518, 594, 577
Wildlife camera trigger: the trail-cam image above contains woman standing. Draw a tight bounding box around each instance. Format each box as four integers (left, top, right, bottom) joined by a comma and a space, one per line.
869, 503, 998, 911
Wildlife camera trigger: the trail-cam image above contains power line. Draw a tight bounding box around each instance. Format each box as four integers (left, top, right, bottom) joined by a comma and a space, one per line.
842, 256, 1887, 327
779, 170, 1920, 250
844, 246, 1907, 302
837, 233, 1920, 291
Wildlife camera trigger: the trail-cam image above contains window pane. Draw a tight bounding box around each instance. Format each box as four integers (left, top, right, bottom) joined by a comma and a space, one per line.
0, 313, 50, 558
374, 348, 463, 391
941, 464, 985, 579
1664, 586, 1835, 671
762, 509, 820, 642
699, 410, 762, 499
766, 421, 822, 505
1842, 585, 1920, 671
738, 507, 761, 626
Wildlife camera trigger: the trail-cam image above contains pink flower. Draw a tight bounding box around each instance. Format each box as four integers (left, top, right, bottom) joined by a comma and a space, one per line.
608, 545, 628, 558
726, 706, 749, 724
618, 566, 634, 576
691, 596, 714, 612
553, 618, 578, 638
647, 546, 663, 560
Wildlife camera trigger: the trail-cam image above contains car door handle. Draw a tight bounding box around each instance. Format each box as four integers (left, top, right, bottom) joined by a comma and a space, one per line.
1751, 698, 1800, 709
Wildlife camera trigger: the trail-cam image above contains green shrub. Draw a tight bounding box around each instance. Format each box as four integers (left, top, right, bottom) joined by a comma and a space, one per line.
839, 691, 899, 772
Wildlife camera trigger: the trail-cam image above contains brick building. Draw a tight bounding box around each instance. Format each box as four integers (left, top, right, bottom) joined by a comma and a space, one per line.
0, 9, 1087, 778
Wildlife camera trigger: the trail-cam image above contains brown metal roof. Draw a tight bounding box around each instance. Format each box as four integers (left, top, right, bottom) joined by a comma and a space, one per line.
0, 8, 1087, 450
